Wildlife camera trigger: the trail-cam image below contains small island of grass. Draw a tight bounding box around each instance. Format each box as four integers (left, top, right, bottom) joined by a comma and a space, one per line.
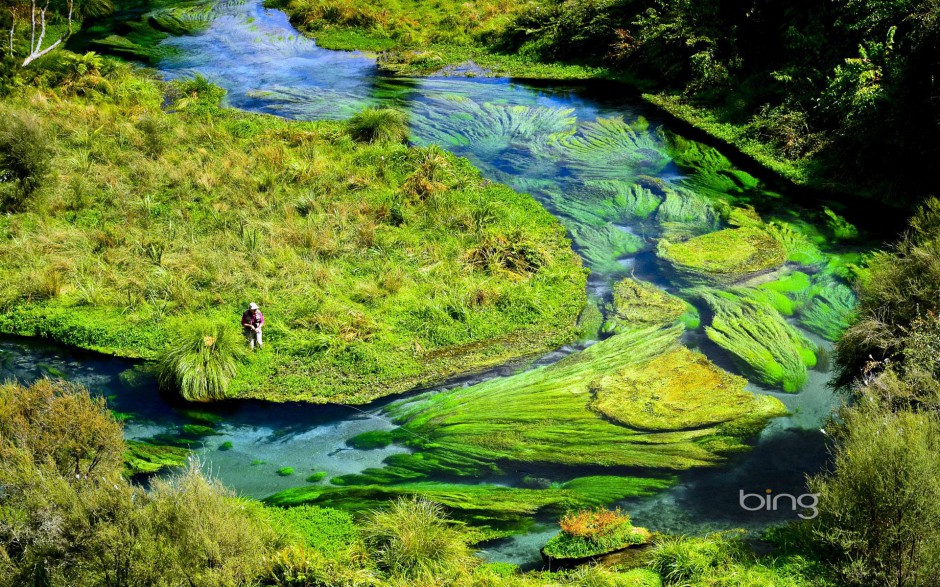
542, 508, 651, 563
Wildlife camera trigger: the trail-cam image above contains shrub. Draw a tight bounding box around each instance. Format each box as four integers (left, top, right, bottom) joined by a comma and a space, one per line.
0, 110, 50, 208
347, 107, 409, 144
361, 497, 476, 582
0, 380, 124, 479
810, 406, 940, 587
278, 467, 296, 476
156, 321, 247, 401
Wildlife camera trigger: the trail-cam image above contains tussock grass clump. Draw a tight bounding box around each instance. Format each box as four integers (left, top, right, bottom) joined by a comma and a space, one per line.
697, 290, 818, 392
362, 497, 476, 583
591, 347, 786, 430
156, 321, 247, 402
0, 110, 50, 210
347, 107, 410, 144
658, 227, 787, 285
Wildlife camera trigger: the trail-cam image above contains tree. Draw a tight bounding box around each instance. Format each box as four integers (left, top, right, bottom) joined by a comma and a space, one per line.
5, 0, 113, 66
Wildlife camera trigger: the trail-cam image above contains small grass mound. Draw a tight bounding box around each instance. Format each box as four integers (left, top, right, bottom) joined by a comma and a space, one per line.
658, 227, 787, 285
277, 467, 295, 477
608, 277, 687, 331
156, 321, 246, 402
591, 347, 785, 431
543, 508, 649, 560
347, 107, 410, 144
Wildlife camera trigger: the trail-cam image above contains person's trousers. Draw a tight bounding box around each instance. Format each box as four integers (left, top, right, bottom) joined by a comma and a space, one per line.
244, 328, 262, 349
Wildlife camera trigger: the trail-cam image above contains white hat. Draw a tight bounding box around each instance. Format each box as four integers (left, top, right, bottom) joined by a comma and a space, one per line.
249, 302, 259, 310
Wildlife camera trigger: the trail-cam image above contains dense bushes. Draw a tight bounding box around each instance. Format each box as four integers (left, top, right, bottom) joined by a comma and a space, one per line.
815, 197, 940, 587
0, 380, 278, 587
0, 110, 49, 209
810, 407, 940, 587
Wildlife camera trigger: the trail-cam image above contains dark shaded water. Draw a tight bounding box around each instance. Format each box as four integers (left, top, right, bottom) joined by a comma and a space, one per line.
4, 0, 867, 566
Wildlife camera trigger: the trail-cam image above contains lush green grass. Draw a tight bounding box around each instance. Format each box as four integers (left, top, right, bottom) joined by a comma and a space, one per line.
265, 504, 359, 556
0, 60, 586, 404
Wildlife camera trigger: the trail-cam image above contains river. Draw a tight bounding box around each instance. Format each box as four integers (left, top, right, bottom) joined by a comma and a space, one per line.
5, 0, 869, 566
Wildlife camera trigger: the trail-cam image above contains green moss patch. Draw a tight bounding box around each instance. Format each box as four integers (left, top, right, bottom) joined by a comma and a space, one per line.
277, 467, 295, 477
591, 347, 786, 431
264, 505, 359, 556
658, 227, 787, 285
607, 278, 688, 331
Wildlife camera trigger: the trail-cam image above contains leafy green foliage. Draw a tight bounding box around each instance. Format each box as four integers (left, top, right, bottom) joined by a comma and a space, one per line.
0, 109, 49, 209
810, 406, 940, 587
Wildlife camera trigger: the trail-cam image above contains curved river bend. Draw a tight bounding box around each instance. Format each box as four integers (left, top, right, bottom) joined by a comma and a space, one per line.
6, 0, 868, 566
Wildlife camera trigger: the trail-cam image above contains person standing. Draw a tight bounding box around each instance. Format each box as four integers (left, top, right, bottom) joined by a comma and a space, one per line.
241, 302, 264, 350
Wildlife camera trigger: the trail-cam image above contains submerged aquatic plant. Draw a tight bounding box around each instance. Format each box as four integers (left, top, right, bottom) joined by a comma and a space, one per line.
410, 96, 576, 157
347, 107, 410, 144
552, 116, 671, 179
658, 227, 787, 285
591, 346, 786, 430
696, 289, 817, 392
156, 321, 247, 401
607, 277, 688, 331
389, 325, 784, 471
799, 281, 857, 341
567, 222, 645, 276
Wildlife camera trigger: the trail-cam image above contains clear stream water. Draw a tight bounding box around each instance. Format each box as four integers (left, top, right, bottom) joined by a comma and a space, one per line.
4, 0, 872, 566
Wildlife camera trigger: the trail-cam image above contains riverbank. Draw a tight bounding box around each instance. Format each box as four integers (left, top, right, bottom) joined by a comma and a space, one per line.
264, 0, 931, 207
0, 60, 586, 404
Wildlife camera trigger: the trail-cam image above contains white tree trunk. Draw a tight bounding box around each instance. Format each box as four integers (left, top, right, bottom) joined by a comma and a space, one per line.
21, 0, 67, 67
